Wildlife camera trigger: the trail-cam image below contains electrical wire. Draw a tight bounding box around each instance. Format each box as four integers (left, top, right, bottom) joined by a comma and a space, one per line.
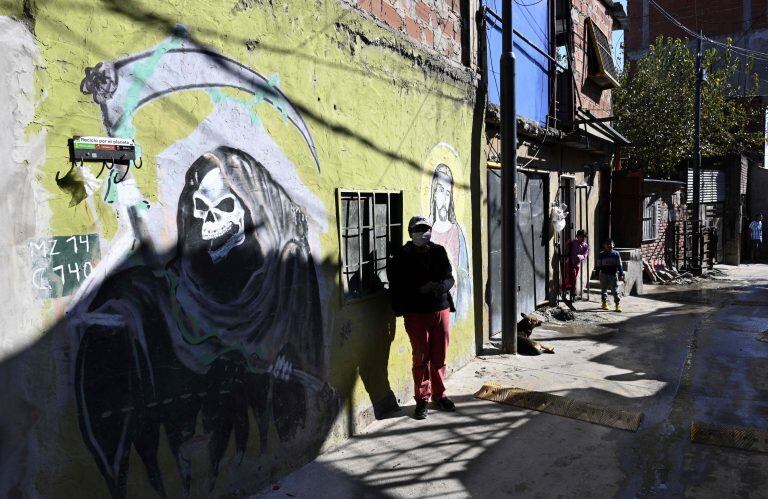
514, 0, 546, 6
488, 41, 503, 104
650, 0, 768, 63
519, 125, 550, 168
651, 7, 768, 71
634, 4, 745, 23
634, 1, 768, 30
516, 0, 549, 47
483, 10, 503, 104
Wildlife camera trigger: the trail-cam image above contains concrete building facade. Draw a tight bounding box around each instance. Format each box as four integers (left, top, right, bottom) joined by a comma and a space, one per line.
480, 0, 628, 342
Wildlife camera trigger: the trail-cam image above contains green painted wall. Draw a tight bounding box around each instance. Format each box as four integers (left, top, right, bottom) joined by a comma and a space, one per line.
0, 0, 477, 496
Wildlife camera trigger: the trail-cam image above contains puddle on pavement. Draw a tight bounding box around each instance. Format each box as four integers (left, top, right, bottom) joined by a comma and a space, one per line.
748, 359, 768, 392
713, 317, 768, 333
722, 304, 768, 318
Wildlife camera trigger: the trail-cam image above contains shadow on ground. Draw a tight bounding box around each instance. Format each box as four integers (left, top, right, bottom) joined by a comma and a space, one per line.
261, 273, 768, 498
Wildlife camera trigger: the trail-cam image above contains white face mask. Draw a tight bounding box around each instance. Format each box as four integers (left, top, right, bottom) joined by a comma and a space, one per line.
411, 230, 432, 247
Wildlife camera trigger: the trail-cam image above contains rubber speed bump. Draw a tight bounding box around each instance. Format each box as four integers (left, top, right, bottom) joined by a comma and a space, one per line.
690, 421, 768, 453
474, 382, 643, 432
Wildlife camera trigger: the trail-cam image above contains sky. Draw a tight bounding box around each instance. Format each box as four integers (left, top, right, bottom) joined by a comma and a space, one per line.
614, 0, 627, 69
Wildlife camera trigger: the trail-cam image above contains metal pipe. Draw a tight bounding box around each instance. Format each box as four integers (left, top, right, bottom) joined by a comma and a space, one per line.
501, 0, 518, 354
692, 32, 703, 269
586, 187, 590, 302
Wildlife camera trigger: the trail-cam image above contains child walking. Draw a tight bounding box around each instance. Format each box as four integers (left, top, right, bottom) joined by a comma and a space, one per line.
597, 238, 624, 312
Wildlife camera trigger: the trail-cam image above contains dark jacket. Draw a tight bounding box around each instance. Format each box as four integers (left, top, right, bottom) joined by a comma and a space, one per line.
389, 241, 456, 316
596, 249, 625, 277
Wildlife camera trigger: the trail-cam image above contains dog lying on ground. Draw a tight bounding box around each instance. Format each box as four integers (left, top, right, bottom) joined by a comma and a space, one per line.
517, 313, 555, 356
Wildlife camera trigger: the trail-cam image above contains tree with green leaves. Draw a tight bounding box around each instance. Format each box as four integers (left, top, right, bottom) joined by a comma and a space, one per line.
614, 37, 763, 179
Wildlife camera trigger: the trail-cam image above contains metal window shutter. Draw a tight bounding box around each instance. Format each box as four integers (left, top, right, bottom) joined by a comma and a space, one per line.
687, 169, 725, 203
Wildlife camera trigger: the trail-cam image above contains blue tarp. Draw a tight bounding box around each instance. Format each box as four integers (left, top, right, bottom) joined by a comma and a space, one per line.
485, 1, 550, 126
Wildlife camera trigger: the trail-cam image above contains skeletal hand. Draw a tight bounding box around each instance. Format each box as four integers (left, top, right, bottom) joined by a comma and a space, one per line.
269, 355, 294, 381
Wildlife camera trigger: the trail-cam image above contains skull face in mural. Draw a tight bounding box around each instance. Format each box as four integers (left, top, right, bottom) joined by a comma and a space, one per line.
191, 168, 246, 262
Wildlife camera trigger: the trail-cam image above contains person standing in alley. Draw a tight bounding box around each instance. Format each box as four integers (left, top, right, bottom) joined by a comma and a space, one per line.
749, 213, 763, 262
597, 238, 624, 312
563, 229, 589, 301
389, 215, 456, 420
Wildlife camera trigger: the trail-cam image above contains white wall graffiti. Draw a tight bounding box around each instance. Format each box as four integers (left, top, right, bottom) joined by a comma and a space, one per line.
0, 17, 50, 497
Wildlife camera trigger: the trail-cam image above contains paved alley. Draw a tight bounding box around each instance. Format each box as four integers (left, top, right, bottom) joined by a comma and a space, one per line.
260, 265, 768, 498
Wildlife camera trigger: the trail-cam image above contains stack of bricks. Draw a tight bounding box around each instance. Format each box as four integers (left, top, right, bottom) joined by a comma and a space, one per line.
355, 0, 463, 62
570, 0, 618, 118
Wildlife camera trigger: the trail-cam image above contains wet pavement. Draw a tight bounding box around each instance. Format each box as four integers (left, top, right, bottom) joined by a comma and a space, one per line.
259, 265, 768, 498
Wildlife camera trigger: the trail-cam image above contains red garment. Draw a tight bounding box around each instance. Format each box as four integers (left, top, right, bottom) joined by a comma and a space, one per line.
403, 309, 450, 402
563, 263, 581, 292
562, 238, 588, 294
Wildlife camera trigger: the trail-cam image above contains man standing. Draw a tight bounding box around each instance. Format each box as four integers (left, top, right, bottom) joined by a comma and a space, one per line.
749, 213, 763, 262
389, 215, 457, 420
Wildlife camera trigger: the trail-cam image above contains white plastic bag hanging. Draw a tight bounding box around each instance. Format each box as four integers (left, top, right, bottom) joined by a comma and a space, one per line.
551, 203, 568, 233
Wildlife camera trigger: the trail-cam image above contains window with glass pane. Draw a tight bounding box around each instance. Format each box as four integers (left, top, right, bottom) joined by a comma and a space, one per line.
642, 196, 659, 241
339, 190, 403, 301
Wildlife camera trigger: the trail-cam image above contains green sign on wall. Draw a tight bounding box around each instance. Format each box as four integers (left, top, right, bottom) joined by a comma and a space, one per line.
29, 234, 101, 298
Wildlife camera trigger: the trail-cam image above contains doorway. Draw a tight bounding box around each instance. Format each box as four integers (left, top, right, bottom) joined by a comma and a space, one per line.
487, 168, 549, 339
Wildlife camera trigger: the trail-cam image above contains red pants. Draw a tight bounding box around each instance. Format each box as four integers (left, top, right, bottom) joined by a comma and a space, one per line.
562, 263, 580, 294
403, 309, 450, 403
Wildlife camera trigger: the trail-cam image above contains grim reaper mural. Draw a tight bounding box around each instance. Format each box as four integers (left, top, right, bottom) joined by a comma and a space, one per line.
72, 28, 334, 498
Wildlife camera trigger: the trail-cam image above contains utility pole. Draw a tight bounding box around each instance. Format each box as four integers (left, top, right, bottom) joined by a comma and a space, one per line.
692, 31, 703, 270
501, 0, 518, 354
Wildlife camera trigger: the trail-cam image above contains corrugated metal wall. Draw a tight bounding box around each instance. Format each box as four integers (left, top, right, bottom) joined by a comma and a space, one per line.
687, 169, 726, 203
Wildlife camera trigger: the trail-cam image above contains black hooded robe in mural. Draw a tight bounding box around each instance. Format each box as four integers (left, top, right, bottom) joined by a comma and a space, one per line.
74, 147, 331, 498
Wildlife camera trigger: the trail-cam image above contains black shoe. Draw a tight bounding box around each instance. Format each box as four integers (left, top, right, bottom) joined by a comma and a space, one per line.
434, 397, 456, 412
414, 401, 428, 420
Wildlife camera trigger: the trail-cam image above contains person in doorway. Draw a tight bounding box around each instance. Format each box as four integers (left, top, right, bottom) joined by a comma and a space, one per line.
389, 215, 456, 420
749, 213, 763, 262
563, 229, 590, 301
597, 238, 624, 312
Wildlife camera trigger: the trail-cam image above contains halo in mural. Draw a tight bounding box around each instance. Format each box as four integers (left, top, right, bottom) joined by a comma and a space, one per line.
420, 143, 471, 322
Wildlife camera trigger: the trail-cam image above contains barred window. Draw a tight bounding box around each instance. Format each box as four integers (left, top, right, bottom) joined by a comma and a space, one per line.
339, 191, 403, 302
642, 196, 659, 241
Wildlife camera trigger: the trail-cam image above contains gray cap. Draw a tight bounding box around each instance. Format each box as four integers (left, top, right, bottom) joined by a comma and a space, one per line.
408, 215, 432, 231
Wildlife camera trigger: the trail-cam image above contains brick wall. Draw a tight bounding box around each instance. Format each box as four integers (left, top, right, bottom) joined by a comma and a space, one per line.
355, 0, 463, 61
640, 191, 685, 266
640, 199, 668, 263
626, 0, 767, 56
571, 0, 619, 118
